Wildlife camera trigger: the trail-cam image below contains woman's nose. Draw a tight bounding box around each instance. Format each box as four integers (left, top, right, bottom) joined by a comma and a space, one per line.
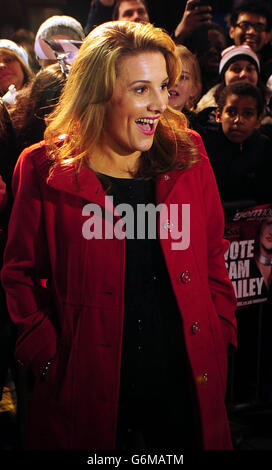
148, 90, 167, 113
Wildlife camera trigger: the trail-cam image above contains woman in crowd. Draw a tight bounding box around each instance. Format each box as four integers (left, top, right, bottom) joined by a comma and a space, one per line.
0, 40, 33, 107
1, 20, 237, 450
168, 44, 202, 128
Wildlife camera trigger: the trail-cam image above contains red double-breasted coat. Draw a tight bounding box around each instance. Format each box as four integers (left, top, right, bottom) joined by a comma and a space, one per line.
1, 130, 237, 449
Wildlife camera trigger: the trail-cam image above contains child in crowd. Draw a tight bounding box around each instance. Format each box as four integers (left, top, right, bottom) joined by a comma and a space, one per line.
200, 81, 272, 205
196, 45, 261, 127
168, 44, 202, 128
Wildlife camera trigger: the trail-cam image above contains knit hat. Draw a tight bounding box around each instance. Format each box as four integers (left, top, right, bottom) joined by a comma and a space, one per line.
0, 39, 29, 65
219, 45, 260, 77
35, 15, 85, 43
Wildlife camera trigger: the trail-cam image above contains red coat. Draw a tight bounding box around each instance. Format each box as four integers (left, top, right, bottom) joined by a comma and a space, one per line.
1, 130, 237, 450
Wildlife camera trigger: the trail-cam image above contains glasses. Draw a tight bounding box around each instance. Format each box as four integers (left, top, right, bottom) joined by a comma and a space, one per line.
235, 21, 267, 32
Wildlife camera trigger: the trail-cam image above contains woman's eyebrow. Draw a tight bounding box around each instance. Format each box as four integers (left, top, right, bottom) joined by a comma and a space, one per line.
129, 77, 169, 86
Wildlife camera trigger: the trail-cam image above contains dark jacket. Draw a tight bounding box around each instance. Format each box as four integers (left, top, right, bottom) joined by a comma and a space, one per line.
199, 125, 272, 205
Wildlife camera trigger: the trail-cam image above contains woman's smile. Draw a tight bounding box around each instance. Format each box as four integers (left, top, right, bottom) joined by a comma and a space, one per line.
135, 116, 160, 135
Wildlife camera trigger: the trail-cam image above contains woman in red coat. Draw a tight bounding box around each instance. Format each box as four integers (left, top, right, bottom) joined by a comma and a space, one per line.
1, 21, 237, 450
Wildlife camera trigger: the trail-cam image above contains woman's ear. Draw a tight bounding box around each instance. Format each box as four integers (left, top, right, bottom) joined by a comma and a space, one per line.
216, 108, 222, 122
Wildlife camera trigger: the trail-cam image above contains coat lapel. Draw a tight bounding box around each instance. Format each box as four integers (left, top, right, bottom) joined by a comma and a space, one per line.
43, 150, 191, 208
46, 162, 108, 208
156, 168, 191, 205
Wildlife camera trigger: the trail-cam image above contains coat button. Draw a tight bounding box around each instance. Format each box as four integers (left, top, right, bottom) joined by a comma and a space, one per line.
164, 175, 170, 181
180, 270, 191, 284
198, 373, 208, 385
191, 321, 200, 334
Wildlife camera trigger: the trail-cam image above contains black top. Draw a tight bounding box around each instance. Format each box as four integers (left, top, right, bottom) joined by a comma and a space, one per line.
98, 174, 187, 401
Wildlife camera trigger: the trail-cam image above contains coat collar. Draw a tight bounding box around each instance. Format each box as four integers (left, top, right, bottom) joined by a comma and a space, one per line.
47, 162, 107, 207
45, 157, 188, 206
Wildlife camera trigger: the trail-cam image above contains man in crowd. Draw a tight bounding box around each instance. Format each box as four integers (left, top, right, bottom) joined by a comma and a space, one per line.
85, 0, 213, 44
229, 0, 272, 83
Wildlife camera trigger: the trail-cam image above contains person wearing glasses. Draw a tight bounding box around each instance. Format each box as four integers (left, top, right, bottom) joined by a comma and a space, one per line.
228, 0, 272, 84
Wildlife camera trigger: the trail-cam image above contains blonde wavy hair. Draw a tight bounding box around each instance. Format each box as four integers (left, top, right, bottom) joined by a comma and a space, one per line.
45, 21, 199, 177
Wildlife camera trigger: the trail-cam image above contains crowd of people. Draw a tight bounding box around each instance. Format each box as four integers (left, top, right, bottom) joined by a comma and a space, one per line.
0, 0, 272, 452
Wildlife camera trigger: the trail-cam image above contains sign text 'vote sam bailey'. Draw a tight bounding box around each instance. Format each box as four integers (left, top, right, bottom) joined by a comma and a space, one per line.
224, 239, 265, 307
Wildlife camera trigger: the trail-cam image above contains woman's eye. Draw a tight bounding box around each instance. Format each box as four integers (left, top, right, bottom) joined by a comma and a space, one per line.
135, 86, 147, 94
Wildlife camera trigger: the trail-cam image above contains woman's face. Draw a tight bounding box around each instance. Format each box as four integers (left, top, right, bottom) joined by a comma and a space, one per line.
103, 51, 169, 157
0, 50, 25, 95
168, 59, 196, 111
260, 217, 272, 254
224, 59, 259, 86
